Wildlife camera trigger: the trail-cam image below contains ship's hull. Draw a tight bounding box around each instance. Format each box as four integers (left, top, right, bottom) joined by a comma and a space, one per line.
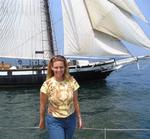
0, 70, 113, 88
0, 74, 46, 88
69, 66, 113, 82
0, 62, 115, 87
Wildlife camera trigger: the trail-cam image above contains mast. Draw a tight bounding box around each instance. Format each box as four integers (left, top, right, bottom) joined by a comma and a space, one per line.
40, 0, 54, 58
47, 0, 59, 55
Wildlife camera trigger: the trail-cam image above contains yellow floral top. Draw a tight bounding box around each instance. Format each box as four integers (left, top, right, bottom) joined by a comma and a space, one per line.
40, 76, 80, 118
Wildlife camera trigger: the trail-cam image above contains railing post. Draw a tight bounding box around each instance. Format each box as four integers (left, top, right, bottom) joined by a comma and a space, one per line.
104, 128, 107, 139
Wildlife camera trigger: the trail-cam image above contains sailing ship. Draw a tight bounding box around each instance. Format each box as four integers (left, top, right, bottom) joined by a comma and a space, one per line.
0, 0, 150, 87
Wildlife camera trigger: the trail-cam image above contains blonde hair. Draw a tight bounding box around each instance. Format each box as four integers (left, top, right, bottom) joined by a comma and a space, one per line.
46, 55, 70, 80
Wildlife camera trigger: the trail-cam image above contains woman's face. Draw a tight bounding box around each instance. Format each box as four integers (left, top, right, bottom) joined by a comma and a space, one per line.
52, 60, 65, 80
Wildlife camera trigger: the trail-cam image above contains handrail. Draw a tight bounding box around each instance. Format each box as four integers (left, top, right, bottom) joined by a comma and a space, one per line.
0, 127, 150, 139
81, 128, 150, 139
1, 126, 150, 131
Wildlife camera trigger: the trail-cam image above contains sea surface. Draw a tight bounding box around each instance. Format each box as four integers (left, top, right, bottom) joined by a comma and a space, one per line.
0, 59, 150, 139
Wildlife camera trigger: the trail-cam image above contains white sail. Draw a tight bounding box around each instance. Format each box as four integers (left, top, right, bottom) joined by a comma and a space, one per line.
85, 0, 150, 50
0, 0, 150, 84
0, 0, 52, 60
61, 0, 129, 57
109, 0, 147, 22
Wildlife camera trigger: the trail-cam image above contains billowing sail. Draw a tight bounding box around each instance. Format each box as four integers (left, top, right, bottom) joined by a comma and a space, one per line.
109, 0, 147, 22
61, 0, 129, 57
0, 0, 52, 60
85, 0, 150, 50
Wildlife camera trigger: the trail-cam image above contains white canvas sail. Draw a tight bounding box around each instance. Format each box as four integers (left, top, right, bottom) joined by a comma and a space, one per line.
109, 0, 147, 22
85, 0, 150, 50
61, 0, 130, 57
0, 0, 52, 60
0, 0, 150, 85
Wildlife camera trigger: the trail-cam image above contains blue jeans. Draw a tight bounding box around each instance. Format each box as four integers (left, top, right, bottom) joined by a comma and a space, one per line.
46, 112, 76, 139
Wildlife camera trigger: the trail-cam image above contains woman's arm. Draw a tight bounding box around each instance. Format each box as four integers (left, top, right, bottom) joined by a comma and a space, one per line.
73, 90, 83, 128
39, 92, 48, 129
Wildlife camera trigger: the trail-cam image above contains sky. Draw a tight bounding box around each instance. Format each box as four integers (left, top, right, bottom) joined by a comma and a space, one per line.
49, 0, 150, 57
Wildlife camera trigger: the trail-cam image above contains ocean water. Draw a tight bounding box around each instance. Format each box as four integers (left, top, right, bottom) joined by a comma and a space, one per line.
0, 59, 150, 139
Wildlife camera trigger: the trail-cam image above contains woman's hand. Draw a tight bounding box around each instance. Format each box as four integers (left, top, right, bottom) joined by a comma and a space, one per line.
77, 116, 83, 129
39, 119, 45, 129
39, 92, 47, 129
73, 91, 83, 129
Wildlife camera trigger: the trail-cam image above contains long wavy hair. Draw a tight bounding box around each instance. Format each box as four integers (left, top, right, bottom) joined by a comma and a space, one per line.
46, 55, 70, 80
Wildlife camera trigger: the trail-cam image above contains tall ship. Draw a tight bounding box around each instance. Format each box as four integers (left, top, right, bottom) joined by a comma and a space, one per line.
0, 0, 150, 87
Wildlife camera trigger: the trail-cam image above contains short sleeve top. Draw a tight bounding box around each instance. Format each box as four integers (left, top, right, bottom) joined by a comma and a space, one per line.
40, 76, 79, 118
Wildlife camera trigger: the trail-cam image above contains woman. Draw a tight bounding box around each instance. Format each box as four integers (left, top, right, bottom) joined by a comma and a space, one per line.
39, 55, 83, 139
